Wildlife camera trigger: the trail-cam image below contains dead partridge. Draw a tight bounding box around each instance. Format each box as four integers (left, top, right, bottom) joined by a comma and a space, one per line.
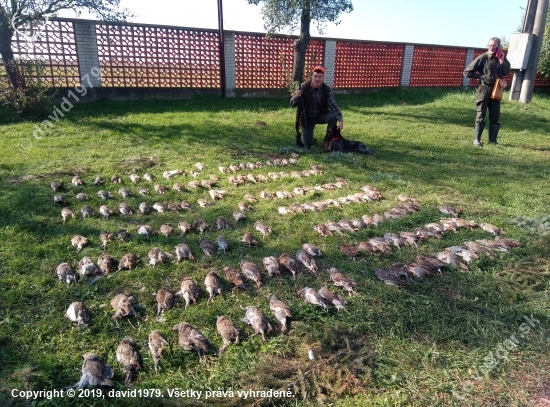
118, 253, 139, 271
75, 352, 114, 389
254, 221, 272, 238
96, 190, 112, 200
65, 301, 90, 326
97, 254, 118, 274
480, 222, 504, 236
205, 270, 223, 302
116, 229, 131, 242
223, 266, 246, 291
175, 278, 200, 309
175, 243, 195, 261
216, 316, 241, 354
439, 205, 463, 217
54, 194, 66, 204
98, 232, 114, 249
297, 287, 329, 311
296, 250, 318, 276
239, 261, 263, 288
61, 207, 75, 223
216, 216, 229, 230
327, 267, 358, 295
302, 243, 323, 257
269, 295, 292, 332
193, 218, 209, 235
216, 236, 230, 253
159, 223, 174, 238
51, 180, 63, 192
116, 337, 141, 386
242, 306, 273, 342
148, 330, 169, 374
318, 286, 348, 312
71, 235, 90, 253
155, 287, 175, 320
172, 322, 208, 357
199, 238, 217, 257
137, 225, 155, 238
111, 293, 136, 320
78, 256, 98, 278
262, 256, 281, 277
278, 253, 301, 280
80, 205, 95, 219
56, 262, 77, 287
118, 202, 134, 216
99, 204, 114, 219
148, 247, 173, 268
178, 221, 193, 235
242, 232, 259, 248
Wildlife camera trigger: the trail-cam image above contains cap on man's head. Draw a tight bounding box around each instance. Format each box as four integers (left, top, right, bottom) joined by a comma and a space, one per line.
312, 66, 325, 74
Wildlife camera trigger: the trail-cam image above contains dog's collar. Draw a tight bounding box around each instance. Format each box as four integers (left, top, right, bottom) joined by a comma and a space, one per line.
332, 137, 341, 141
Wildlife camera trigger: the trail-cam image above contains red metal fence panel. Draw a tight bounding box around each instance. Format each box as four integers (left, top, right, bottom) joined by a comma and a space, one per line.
96, 25, 220, 88
409, 45, 466, 87
333, 42, 403, 88
1, 20, 79, 87
234, 34, 324, 88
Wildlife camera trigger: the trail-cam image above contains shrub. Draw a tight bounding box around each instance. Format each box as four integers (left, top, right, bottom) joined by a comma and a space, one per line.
0, 59, 54, 119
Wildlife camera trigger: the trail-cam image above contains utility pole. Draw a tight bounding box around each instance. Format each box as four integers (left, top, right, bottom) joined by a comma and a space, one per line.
509, 0, 538, 100
218, 0, 227, 99
520, 0, 549, 103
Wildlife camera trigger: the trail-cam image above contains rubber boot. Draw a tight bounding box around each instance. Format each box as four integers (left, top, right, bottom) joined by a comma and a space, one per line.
488, 123, 500, 144
295, 132, 304, 148
474, 122, 485, 146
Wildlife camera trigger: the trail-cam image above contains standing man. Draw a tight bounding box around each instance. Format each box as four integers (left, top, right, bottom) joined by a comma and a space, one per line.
464, 37, 511, 146
291, 66, 344, 149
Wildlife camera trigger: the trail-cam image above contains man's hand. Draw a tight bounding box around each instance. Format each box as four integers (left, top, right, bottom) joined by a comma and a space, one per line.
294, 90, 302, 98
499, 78, 507, 88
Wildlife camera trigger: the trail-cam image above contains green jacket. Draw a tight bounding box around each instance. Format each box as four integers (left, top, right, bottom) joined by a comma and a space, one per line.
463, 52, 511, 86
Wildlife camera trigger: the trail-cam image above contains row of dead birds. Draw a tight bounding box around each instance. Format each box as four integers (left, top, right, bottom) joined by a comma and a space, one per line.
56, 177, 356, 223
58, 196, 250, 221
373, 235, 522, 286
51, 155, 300, 191
50, 155, 303, 200
57, 240, 328, 287
313, 201, 420, 238
336, 215, 510, 260
227, 165, 323, 187
277, 184, 383, 215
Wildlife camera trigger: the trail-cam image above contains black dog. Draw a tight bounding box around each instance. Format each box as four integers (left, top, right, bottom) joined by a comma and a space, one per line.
323, 125, 375, 156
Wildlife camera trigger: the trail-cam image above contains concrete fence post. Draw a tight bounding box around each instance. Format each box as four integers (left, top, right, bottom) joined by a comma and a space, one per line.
223, 32, 236, 97
400, 44, 414, 87
323, 40, 337, 87
73, 20, 101, 87
462, 49, 475, 87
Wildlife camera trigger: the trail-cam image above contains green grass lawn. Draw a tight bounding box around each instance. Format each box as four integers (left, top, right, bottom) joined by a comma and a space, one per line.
0, 87, 549, 407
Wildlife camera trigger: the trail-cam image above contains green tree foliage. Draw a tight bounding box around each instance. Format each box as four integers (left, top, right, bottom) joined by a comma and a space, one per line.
537, 13, 550, 77
246, 0, 353, 82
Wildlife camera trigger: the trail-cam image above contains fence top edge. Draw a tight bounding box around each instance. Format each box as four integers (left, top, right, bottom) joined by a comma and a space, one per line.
51, 17, 485, 51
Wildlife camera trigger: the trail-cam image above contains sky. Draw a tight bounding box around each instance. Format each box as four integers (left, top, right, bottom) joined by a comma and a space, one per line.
59, 0, 528, 49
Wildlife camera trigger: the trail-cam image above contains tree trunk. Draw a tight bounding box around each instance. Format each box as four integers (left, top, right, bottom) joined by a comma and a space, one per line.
293, 2, 311, 83
0, 12, 23, 89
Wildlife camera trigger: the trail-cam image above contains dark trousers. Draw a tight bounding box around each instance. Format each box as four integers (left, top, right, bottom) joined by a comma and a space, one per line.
475, 84, 500, 124
302, 112, 337, 146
